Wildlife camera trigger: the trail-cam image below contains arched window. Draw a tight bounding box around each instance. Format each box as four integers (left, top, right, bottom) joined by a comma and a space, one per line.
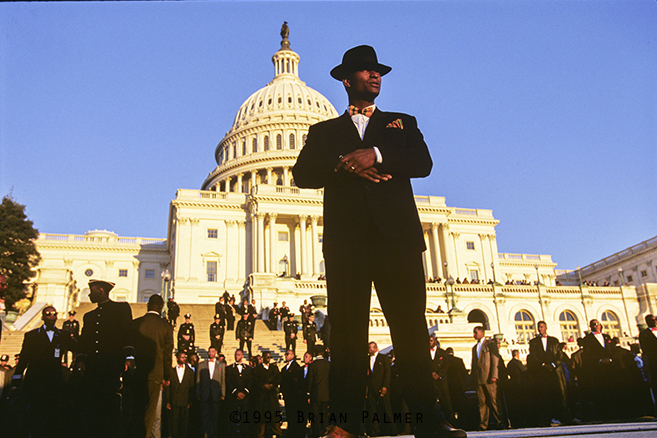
276, 134, 282, 150
289, 133, 296, 150
514, 310, 535, 344
467, 309, 490, 330
278, 258, 289, 277
302, 134, 307, 147
252, 138, 257, 153
558, 310, 580, 341
264, 135, 270, 151
601, 310, 621, 339
242, 140, 247, 156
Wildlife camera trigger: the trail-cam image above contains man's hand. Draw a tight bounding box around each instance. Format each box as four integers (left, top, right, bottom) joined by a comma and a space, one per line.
166, 403, 172, 410
335, 149, 391, 183
125, 358, 136, 373
432, 371, 439, 380
237, 392, 245, 400
379, 387, 387, 397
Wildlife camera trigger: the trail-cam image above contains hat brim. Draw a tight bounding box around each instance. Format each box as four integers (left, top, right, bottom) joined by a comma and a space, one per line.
330, 62, 392, 80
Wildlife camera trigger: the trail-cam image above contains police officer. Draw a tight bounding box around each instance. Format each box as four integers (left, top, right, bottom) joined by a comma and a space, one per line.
284, 313, 299, 353
61, 310, 80, 365
303, 314, 318, 355
209, 314, 225, 354
178, 314, 196, 355
236, 313, 254, 357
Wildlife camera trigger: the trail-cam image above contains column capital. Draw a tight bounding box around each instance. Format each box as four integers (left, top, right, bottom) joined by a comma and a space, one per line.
431, 222, 440, 231
237, 221, 246, 229
269, 212, 278, 221
310, 215, 320, 223
225, 219, 237, 227
442, 223, 450, 231
189, 218, 200, 225
297, 214, 308, 224
256, 212, 267, 220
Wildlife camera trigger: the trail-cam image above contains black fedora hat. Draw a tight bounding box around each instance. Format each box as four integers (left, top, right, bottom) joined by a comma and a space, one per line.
330, 45, 392, 80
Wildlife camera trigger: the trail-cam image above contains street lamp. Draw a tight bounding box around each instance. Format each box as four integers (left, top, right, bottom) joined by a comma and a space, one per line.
490, 262, 496, 284
161, 268, 172, 301
446, 275, 461, 314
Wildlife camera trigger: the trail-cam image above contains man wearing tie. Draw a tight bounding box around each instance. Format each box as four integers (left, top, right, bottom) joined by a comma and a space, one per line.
226, 349, 253, 438
293, 45, 464, 438
167, 352, 195, 438
13, 306, 76, 438
527, 321, 569, 426
639, 314, 657, 415
470, 326, 502, 431
196, 346, 225, 438
365, 342, 396, 437
582, 319, 614, 420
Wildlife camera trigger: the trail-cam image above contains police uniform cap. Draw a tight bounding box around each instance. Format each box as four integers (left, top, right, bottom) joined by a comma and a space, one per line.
185, 313, 191, 318
89, 279, 115, 293
214, 314, 221, 319
0, 354, 8, 361
68, 310, 76, 316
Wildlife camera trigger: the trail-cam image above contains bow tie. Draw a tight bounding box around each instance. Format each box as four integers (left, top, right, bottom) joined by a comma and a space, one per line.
348, 105, 374, 117
178, 365, 185, 368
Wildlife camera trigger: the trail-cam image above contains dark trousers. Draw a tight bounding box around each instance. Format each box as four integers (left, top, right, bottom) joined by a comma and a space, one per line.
168, 405, 190, 438
305, 338, 316, 355
201, 399, 221, 438
239, 339, 252, 357
285, 337, 296, 353
324, 235, 445, 437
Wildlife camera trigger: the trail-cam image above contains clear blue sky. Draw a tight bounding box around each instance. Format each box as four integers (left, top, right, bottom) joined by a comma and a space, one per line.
1, 1, 655, 270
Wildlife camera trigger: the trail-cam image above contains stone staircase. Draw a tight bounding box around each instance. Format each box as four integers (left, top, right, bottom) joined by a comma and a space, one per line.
0, 303, 293, 366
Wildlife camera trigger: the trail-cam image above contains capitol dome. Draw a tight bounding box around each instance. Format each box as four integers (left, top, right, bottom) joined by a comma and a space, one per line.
201, 25, 338, 192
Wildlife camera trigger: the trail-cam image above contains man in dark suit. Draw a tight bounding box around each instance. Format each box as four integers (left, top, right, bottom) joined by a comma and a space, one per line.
253, 350, 283, 437
303, 314, 318, 355
215, 296, 227, 326
581, 318, 614, 420
639, 314, 657, 415
444, 347, 468, 429
292, 45, 464, 438
471, 326, 502, 431
226, 349, 253, 438
281, 350, 305, 438
166, 351, 195, 438
12, 306, 75, 438
307, 344, 330, 438
196, 346, 226, 438
365, 342, 396, 437
178, 314, 196, 355
527, 321, 570, 426
430, 335, 453, 423
236, 312, 254, 357
130, 294, 174, 438
77, 279, 134, 438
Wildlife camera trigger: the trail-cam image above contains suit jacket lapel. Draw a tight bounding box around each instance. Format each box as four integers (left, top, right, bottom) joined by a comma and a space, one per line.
363, 108, 386, 146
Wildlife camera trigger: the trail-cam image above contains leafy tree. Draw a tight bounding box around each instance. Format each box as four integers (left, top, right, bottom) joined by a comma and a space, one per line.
0, 195, 41, 310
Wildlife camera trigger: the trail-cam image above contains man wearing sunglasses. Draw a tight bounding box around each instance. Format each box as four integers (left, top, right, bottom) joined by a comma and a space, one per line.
13, 306, 75, 437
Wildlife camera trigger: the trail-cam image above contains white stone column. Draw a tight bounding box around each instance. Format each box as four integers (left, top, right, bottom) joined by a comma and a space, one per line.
188, 218, 199, 280
225, 177, 231, 192
450, 231, 461, 279
250, 170, 257, 191
488, 234, 501, 283
256, 212, 265, 272
441, 224, 455, 279
431, 223, 442, 279
298, 215, 308, 276
238, 221, 246, 282
479, 234, 488, 282
225, 220, 237, 281
269, 213, 278, 274
237, 173, 243, 193
282, 166, 290, 186
311, 215, 319, 276
266, 168, 273, 185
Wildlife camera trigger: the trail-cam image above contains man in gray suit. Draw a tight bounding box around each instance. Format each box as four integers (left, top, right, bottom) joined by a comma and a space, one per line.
471, 326, 502, 431
196, 346, 226, 438
131, 294, 174, 438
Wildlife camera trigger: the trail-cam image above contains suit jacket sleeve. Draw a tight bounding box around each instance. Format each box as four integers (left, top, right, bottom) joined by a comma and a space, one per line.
292, 123, 336, 189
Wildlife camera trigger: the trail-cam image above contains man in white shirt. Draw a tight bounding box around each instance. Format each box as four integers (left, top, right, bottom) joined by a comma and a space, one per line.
166, 352, 195, 438
196, 346, 225, 438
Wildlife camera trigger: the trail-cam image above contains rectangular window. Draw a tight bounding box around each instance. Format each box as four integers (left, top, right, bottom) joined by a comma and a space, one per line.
207, 261, 217, 282
118, 269, 128, 278
641, 270, 648, 278
627, 275, 633, 282
145, 270, 155, 279
470, 270, 479, 282
278, 231, 288, 242
318, 233, 323, 243
208, 228, 218, 239
466, 241, 475, 250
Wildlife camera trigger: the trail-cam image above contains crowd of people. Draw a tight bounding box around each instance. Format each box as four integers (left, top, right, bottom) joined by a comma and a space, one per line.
3, 278, 657, 438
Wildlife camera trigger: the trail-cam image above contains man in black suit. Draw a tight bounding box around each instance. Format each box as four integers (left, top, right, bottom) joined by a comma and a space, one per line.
166, 351, 195, 438
77, 279, 135, 438
254, 350, 283, 437
196, 346, 226, 438
429, 335, 453, 423
130, 294, 174, 438
12, 305, 75, 438
639, 314, 657, 415
226, 349, 253, 438
307, 344, 330, 438
581, 319, 614, 420
527, 321, 569, 426
281, 350, 305, 438
215, 296, 227, 326
293, 45, 464, 438
303, 314, 318, 355
443, 348, 468, 429
365, 342, 396, 437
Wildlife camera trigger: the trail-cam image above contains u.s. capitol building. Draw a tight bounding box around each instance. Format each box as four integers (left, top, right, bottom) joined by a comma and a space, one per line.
31, 28, 656, 353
